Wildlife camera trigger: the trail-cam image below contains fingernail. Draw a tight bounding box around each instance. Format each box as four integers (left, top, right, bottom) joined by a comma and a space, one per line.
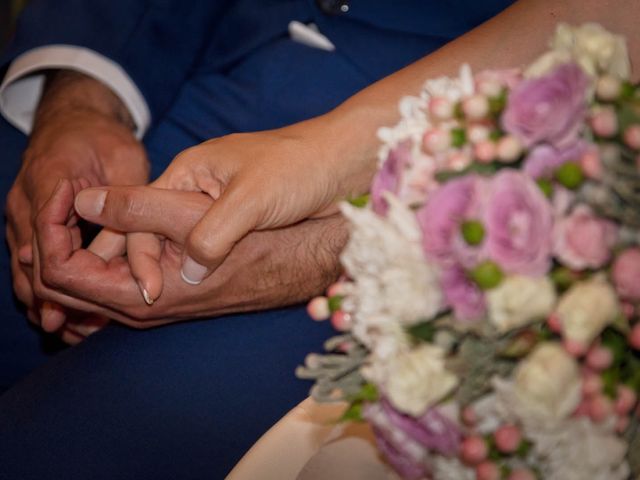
181, 256, 208, 285
41, 302, 66, 332
74, 189, 107, 217
137, 281, 154, 305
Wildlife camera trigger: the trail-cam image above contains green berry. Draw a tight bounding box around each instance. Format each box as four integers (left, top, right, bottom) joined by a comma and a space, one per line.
328, 295, 343, 313
555, 162, 584, 190
461, 220, 485, 246
470, 261, 504, 290
536, 178, 554, 198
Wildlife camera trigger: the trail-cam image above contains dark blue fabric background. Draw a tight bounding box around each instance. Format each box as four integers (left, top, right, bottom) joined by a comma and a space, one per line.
0, 1, 513, 478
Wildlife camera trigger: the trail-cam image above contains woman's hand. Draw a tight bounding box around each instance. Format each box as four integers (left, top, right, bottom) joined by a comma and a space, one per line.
78, 114, 376, 303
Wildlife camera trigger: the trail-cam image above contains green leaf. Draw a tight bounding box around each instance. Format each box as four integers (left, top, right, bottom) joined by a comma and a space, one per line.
555, 162, 584, 190
407, 321, 437, 342
340, 401, 364, 422
451, 127, 467, 147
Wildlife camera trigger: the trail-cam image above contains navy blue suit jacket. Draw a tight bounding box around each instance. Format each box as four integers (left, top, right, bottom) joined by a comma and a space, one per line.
3, 0, 514, 132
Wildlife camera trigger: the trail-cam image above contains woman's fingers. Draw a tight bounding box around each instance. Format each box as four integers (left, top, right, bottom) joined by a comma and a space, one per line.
127, 232, 163, 304
88, 228, 127, 261
181, 181, 260, 285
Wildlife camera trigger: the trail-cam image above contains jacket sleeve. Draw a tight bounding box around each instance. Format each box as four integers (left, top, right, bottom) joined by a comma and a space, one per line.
1, 0, 234, 128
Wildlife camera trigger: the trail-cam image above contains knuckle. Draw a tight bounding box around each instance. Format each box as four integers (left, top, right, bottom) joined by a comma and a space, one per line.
187, 230, 219, 265
104, 189, 145, 229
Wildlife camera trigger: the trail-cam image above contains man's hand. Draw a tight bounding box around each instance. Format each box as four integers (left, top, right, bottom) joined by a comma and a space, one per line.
6, 70, 149, 342
31, 180, 346, 328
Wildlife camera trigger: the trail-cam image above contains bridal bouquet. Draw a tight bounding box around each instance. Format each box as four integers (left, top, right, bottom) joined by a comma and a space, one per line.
297, 24, 640, 480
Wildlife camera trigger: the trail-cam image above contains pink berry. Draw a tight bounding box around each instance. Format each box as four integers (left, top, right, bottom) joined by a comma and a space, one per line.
474, 140, 496, 163
579, 150, 603, 180
624, 124, 640, 150
467, 124, 490, 143
327, 282, 347, 298
621, 302, 635, 320
494, 424, 522, 453
615, 385, 637, 415
462, 405, 478, 426
573, 399, 591, 417
563, 338, 588, 357
475, 461, 500, 480
590, 107, 618, 137
330, 311, 352, 331
477, 79, 502, 98
496, 135, 523, 163
508, 468, 537, 480
629, 324, 640, 350
596, 75, 621, 101
461, 435, 488, 465
447, 150, 472, 171
582, 372, 603, 397
429, 96, 454, 120
307, 296, 330, 321
616, 415, 630, 433
586, 345, 614, 371
463, 94, 490, 120
589, 394, 613, 423
547, 313, 562, 333
423, 128, 451, 153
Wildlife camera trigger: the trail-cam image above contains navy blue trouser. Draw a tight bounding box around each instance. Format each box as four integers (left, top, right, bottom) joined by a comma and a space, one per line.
0, 38, 371, 479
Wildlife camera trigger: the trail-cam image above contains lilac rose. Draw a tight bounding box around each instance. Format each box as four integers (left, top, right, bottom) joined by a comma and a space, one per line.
416, 175, 486, 266
371, 142, 412, 215
365, 399, 462, 479
442, 266, 486, 322
523, 141, 591, 179
502, 63, 589, 149
483, 170, 554, 276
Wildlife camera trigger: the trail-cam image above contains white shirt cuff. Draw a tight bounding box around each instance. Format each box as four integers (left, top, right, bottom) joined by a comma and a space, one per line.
0, 45, 150, 138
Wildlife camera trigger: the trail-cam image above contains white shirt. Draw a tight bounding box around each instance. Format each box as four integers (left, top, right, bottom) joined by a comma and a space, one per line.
0, 23, 334, 139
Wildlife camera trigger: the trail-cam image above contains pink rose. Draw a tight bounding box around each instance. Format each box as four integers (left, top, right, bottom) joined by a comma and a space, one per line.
553, 205, 618, 270
523, 141, 591, 179
416, 175, 486, 267
612, 248, 640, 301
502, 63, 588, 148
483, 170, 553, 276
442, 266, 486, 321
371, 142, 411, 215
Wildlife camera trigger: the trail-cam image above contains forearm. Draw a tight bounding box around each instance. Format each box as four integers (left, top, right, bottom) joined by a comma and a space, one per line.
33, 70, 135, 133
320, 0, 640, 195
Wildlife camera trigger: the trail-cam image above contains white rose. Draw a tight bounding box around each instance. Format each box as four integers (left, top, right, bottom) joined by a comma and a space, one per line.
487, 275, 557, 333
513, 342, 581, 420
556, 276, 619, 347
384, 344, 458, 416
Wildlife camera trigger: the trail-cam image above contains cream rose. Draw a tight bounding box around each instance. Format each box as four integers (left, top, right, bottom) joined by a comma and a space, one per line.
384, 344, 458, 416
526, 23, 630, 80
487, 275, 557, 333
513, 342, 581, 420
556, 276, 619, 347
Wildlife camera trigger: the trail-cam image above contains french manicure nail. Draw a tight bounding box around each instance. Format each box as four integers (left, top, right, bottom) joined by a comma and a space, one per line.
74, 189, 108, 218
137, 281, 154, 305
181, 256, 208, 285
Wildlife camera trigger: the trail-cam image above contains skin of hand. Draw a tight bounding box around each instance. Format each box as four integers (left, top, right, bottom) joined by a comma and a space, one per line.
6, 70, 149, 342
32, 179, 347, 329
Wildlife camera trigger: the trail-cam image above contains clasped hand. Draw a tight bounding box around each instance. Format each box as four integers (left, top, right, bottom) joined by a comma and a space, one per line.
20, 119, 364, 337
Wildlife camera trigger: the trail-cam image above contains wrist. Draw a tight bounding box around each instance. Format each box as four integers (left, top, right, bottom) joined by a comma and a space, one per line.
33, 70, 135, 133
